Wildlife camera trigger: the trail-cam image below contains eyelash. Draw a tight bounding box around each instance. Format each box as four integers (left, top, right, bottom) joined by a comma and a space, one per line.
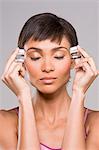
31, 57, 40, 61
54, 56, 64, 59
30, 56, 64, 61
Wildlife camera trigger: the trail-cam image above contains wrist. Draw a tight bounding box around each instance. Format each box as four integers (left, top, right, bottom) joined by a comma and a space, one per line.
72, 84, 86, 94
72, 89, 86, 102
72, 85, 85, 95
17, 91, 32, 104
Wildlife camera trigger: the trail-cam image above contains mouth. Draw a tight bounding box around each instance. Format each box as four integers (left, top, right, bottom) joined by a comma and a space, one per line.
40, 77, 57, 84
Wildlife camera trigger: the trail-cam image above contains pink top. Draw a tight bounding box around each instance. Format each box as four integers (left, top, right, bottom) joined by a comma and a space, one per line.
40, 143, 61, 150
13, 107, 91, 150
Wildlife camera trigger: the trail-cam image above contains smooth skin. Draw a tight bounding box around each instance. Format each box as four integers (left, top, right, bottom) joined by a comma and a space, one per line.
0, 37, 99, 150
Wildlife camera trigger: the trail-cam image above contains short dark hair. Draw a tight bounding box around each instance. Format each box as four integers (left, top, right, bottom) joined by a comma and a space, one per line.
18, 13, 78, 48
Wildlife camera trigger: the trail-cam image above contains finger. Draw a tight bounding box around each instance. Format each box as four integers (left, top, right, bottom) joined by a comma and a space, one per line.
1, 75, 10, 88
9, 63, 25, 80
2, 48, 26, 78
2, 62, 20, 87
2, 76, 18, 96
1, 61, 26, 96
83, 57, 97, 76
17, 63, 26, 77
76, 56, 97, 75
74, 59, 90, 68
77, 45, 90, 58
1, 69, 19, 96
19, 64, 26, 77
74, 57, 81, 65
7, 61, 26, 78
2, 61, 25, 84
4, 64, 25, 93
95, 70, 99, 76
86, 57, 97, 75
77, 46, 97, 74
75, 61, 94, 75
2, 48, 19, 74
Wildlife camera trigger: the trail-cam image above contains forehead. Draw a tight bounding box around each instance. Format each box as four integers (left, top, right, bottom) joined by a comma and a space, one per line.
24, 37, 71, 51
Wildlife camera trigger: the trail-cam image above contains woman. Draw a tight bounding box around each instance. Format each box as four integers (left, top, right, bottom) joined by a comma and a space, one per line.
0, 13, 99, 150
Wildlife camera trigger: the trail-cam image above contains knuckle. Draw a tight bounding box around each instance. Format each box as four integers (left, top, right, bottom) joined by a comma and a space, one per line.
9, 72, 15, 79
91, 72, 94, 77
9, 73, 14, 79
89, 71, 94, 77
94, 71, 98, 76
92, 72, 95, 77
4, 74, 9, 80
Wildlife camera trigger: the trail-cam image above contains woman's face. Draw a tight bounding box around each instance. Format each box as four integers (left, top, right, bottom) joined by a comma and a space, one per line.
24, 37, 72, 94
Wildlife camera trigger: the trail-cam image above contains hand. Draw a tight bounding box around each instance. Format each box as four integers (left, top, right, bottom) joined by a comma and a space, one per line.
1, 48, 31, 99
72, 46, 99, 94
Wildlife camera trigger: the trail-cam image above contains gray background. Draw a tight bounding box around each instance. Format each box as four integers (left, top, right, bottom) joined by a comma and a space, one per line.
0, 0, 99, 110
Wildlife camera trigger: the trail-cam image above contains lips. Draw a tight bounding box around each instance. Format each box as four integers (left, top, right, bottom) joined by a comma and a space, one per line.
40, 77, 57, 84
40, 77, 57, 80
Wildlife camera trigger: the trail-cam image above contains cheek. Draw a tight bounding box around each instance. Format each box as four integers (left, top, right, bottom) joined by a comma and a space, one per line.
55, 58, 71, 75
25, 60, 40, 77
57, 59, 71, 83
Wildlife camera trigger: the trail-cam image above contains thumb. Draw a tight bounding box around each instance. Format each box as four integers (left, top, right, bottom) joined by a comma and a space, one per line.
19, 63, 26, 77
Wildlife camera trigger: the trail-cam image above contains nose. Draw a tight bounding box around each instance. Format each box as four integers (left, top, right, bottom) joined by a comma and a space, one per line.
41, 57, 55, 73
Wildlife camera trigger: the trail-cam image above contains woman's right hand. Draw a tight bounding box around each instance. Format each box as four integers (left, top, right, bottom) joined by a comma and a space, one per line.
1, 48, 31, 100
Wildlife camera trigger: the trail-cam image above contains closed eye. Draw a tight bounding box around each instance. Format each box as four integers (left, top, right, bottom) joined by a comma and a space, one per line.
54, 56, 64, 59
30, 57, 41, 61
30, 56, 64, 61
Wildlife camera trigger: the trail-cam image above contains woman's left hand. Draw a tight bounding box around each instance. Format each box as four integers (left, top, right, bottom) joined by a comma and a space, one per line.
72, 46, 99, 94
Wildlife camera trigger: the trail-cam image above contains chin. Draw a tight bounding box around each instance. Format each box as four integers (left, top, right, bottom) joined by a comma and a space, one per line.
30, 79, 68, 94
38, 85, 58, 94
36, 83, 67, 95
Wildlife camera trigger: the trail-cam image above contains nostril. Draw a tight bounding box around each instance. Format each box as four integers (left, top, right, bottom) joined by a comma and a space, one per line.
41, 66, 55, 72
41, 61, 55, 72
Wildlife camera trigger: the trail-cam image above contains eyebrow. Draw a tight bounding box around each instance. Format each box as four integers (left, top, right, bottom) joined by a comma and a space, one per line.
26, 46, 69, 52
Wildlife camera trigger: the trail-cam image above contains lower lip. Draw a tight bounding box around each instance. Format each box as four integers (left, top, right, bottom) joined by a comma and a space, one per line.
40, 78, 56, 84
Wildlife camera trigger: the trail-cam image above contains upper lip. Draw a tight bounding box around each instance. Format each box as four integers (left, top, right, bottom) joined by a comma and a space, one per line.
40, 77, 57, 80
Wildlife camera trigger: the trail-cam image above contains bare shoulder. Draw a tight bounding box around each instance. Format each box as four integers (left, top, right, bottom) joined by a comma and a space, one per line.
0, 107, 18, 127
85, 109, 99, 149
86, 109, 99, 128
0, 107, 18, 149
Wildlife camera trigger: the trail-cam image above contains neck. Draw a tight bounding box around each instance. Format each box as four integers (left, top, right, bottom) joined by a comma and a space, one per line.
33, 86, 71, 125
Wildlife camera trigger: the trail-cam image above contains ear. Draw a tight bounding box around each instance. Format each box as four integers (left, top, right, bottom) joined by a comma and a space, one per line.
70, 59, 75, 69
